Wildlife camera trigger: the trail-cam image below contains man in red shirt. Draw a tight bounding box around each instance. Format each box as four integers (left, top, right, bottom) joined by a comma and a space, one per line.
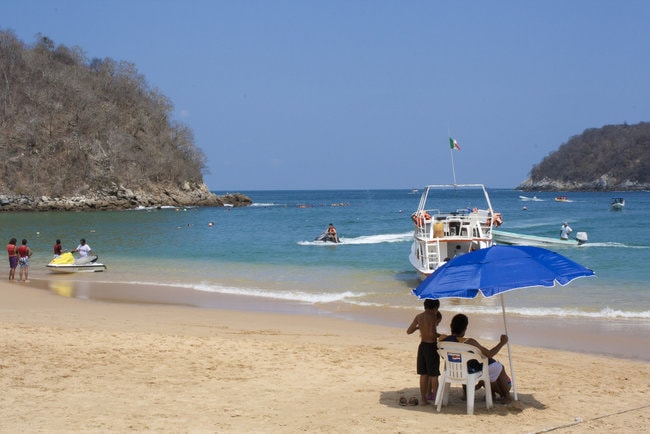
7, 237, 18, 281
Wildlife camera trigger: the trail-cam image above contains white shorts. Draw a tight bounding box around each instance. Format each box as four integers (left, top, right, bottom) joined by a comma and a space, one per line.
488, 361, 503, 382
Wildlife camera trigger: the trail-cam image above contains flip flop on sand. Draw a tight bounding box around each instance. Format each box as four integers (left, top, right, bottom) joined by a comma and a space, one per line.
408, 397, 419, 406
399, 396, 408, 406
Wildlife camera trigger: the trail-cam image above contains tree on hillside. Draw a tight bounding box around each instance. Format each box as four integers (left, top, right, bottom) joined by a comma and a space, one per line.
528, 122, 650, 187
0, 29, 207, 198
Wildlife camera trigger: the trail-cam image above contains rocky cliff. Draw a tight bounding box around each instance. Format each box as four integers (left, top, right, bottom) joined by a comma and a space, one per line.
0, 183, 252, 211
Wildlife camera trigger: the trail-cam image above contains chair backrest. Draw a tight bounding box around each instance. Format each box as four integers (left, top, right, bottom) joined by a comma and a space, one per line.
438, 341, 487, 380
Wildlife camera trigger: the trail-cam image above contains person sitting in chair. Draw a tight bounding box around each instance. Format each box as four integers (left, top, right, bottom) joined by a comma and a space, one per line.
439, 313, 512, 403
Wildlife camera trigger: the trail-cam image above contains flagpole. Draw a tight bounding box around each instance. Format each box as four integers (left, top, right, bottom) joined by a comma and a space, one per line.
450, 146, 457, 185
448, 133, 458, 185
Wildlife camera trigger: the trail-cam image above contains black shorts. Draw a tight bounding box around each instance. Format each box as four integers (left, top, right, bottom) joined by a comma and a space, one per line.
416, 341, 440, 376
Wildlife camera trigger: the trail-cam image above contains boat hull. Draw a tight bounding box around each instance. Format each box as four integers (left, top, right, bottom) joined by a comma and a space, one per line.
46, 263, 107, 273
493, 230, 585, 247
47, 252, 107, 273
610, 198, 625, 211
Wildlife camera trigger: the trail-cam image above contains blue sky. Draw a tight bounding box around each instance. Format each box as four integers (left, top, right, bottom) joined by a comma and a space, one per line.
4, 1, 649, 191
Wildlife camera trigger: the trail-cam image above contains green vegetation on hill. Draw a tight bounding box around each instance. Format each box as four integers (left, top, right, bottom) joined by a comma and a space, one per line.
519, 122, 650, 191
0, 30, 208, 200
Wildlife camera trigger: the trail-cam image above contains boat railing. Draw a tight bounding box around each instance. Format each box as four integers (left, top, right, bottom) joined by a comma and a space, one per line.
414, 219, 487, 241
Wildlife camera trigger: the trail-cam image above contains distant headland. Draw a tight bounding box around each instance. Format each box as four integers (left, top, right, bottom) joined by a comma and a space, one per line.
0, 30, 251, 211
518, 122, 650, 191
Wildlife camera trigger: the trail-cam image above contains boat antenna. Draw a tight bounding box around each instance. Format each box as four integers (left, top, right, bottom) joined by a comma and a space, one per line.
448, 134, 460, 185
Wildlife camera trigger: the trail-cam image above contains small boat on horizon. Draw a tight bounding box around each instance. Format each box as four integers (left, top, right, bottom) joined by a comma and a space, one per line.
554, 196, 571, 202
610, 197, 625, 211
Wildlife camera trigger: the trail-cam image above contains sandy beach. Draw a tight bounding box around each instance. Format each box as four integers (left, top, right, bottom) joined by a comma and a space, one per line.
2, 280, 649, 433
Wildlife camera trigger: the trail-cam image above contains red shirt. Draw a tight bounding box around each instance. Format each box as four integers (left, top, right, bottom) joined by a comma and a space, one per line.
18, 245, 29, 258
7, 244, 16, 257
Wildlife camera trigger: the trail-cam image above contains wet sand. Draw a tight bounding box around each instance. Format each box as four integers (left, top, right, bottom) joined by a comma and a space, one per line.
2, 278, 650, 432
28, 277, 650, 361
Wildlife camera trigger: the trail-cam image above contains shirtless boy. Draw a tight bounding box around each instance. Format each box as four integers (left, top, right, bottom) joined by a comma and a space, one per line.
407, 298, 440, 405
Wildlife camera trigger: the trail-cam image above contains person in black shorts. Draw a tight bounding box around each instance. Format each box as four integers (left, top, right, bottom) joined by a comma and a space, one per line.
407, 298, 440, 405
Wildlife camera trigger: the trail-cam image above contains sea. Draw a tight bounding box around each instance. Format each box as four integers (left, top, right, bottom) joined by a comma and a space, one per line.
3, 189, 650, 355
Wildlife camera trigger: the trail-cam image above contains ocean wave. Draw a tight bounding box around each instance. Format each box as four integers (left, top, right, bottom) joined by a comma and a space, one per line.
86, 278, 650, 320
297, 232, 412, 246
583, 242, 649, 249
195, 285, 366, 304
330, 298, 650, 320
121, 280, 367, 304
128, 205, 185, 211
250, 202, 279, 207
441, 304, 650, 319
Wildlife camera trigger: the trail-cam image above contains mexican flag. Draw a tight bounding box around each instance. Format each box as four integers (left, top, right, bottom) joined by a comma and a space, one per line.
449, 137, 461, 150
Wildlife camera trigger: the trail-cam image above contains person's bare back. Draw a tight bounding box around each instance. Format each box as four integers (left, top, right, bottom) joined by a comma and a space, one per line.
407, 298, 441, 405
407, 299, 439, 342
409, 310, 437, 342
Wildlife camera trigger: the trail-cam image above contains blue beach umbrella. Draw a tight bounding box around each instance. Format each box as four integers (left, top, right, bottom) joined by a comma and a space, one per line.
412, 245, 595, 400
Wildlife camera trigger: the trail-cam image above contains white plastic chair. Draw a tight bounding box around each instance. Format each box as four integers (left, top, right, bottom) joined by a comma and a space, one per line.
435, 341, 493, 415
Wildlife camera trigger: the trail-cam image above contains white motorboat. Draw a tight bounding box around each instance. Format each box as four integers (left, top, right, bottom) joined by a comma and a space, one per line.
493, 229, 588, 247
610, 197, 625, 211
47, 252, 107, 273
409, 184, 500, 280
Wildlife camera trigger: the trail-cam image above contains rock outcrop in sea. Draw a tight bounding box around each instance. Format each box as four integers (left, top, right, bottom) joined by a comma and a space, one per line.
0, 182, 252, 211
517, 176, 650, 192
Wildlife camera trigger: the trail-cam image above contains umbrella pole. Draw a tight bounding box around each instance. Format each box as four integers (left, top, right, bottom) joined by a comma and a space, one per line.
500, 294, 518, 400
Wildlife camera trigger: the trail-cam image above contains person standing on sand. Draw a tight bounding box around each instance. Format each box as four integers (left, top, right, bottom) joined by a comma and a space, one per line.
407, 298, 440, 406
53, 239, 65, 257
17, 239, 33, 283
7, 238, 18, 281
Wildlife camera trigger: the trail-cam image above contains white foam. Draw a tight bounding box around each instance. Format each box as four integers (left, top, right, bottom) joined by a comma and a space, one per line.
120, 280, 367, 304
128, 205, 182, 211
442, 304, 650, 319
250, 202, 278, 207
298, 232, 412, 246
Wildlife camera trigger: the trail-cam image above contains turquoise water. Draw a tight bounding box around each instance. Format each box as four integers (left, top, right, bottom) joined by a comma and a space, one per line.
2, 189, 649, 321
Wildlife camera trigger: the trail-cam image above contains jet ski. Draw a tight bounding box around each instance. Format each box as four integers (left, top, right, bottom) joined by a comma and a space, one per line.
315, 230, 340, 243
47, 252, 107, 273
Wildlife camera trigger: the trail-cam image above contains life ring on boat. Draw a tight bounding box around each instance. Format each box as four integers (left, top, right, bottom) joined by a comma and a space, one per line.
487, 212, 503, 227
411, 211, 432, 227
